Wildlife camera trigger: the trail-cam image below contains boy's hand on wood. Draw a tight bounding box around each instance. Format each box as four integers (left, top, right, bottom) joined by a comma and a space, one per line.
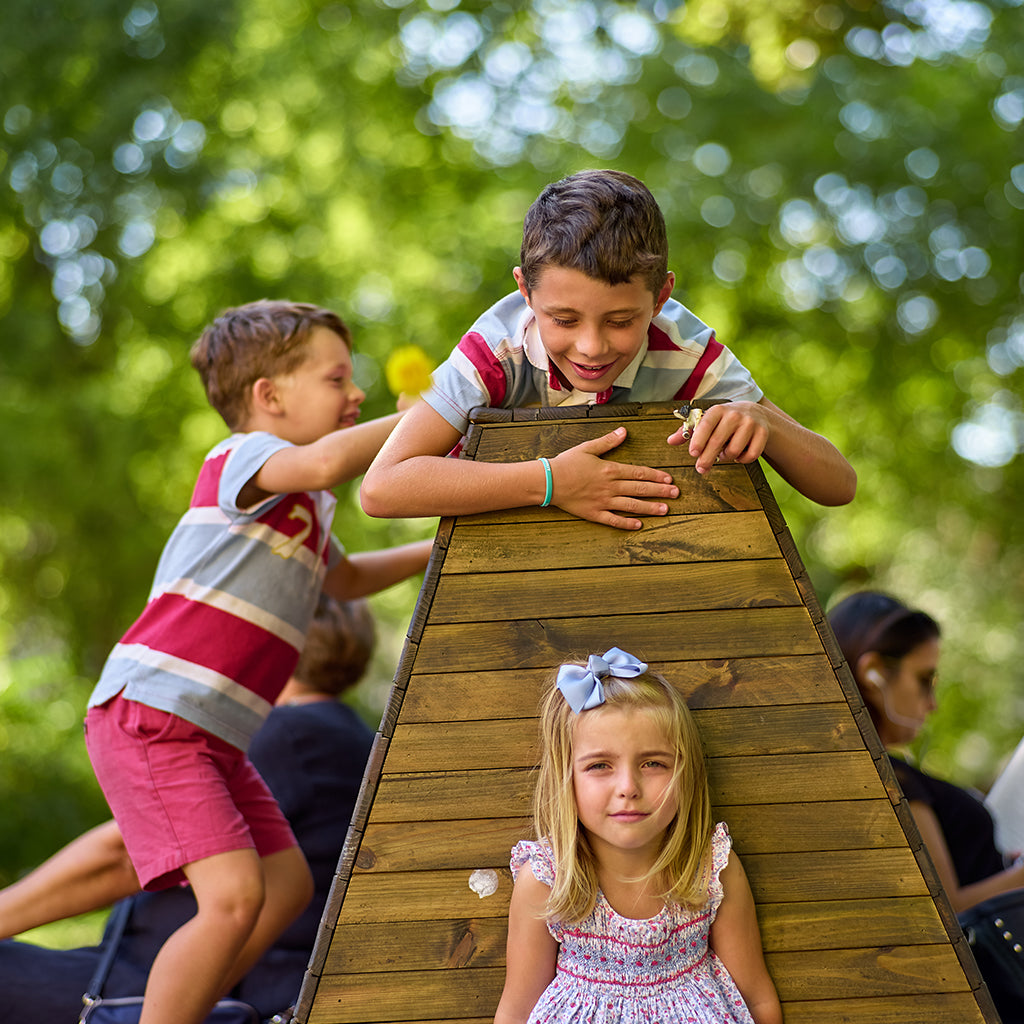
550, 427, 678, 530
667, 401, 769, 476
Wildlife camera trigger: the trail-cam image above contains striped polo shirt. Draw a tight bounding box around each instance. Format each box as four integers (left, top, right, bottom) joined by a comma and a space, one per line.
423, 291, 763, 435
88, 431, 342, 750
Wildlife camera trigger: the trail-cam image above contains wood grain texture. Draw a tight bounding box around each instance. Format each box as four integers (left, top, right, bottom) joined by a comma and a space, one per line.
297, 405, 994, 1024
398, 655, 843, 722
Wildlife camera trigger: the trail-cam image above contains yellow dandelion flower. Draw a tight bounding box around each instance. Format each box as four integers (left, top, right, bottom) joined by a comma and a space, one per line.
385, 344, 436, 397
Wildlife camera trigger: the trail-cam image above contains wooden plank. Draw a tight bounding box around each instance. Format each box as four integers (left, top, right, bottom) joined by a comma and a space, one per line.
709, 751, 888, 805
468, 409, 691, 464
337, 848, 929, 932
351, 800, 904, 876
398, 655, 843, 723
383, 703, 862, 773
724, 800, 907, 854
757, 896, 948, 952
767, 944, 969, 999
367, 752, 889, 824
743, 848, 929, 902
323, 919, 508, 974
322, 896, 950, 975
697, 703, 861, 756
781, 993, 987, 1024
355, 818, 532, 874
337, 870, 513, 924
430, 559, 801, 622
441, 511, 781, 573
466, 405, 734, 474
307, 966, 504, 1023
321, 901, 953, 981
307, 956, 982, 1024
413, 606, 821, 673
457, 462, 762, 523
372, 767, 536, 822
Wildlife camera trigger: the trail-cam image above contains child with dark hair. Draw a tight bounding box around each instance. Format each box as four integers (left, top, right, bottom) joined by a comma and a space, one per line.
362, 169, 855, 531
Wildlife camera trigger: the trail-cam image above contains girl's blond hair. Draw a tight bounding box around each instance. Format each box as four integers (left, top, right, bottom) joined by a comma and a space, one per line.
533, 665, 713, 925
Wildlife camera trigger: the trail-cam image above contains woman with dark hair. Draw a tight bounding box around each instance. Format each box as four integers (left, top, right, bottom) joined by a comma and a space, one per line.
829, 590, 1024, 1023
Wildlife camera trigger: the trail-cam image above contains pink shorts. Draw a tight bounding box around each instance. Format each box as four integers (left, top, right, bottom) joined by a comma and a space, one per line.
84, 694, 298, 891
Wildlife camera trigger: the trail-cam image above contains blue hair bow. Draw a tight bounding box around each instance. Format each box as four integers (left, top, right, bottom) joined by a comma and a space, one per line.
556, 647, 649, 713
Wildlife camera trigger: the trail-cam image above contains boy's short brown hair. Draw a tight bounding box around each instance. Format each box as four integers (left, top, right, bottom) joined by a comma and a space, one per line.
295, 593, 376, 697
190, 299, 353, 430
518, 169, 669, 297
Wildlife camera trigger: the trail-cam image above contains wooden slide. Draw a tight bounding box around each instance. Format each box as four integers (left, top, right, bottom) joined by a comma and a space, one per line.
294, 401, 999, 1024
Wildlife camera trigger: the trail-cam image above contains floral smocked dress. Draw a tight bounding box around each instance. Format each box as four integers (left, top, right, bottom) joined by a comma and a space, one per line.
510, 822, 754, 1024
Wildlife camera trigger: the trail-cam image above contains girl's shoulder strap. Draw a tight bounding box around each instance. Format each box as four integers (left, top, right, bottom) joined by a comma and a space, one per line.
510, 837, 555, 888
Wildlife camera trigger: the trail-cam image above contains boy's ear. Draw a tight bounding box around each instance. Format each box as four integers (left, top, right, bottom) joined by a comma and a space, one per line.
652, 272, 675, 316
512, 266, 531, 304
251, 377, 281, 415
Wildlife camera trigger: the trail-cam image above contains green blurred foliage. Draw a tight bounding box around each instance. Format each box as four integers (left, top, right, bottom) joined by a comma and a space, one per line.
1, 0, 1022, 890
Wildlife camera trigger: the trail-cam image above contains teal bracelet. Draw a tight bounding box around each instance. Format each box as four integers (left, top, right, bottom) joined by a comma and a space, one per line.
537, 456, 553, 508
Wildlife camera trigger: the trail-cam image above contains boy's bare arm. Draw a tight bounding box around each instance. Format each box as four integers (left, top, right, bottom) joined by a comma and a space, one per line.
360, 402, 679, 531
0, 820, 139, 938
668, 397, 856, 507
239, 412, 405, 506
322, 540, 434, 602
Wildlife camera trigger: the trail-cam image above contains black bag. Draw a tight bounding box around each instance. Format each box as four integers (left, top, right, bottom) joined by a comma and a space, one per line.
78, 897, 261, 1024
79, 998, 261, 1024
959, 889, 1024, 1024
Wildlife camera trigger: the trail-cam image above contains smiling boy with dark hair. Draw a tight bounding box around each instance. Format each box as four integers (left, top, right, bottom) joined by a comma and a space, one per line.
361, 169, 855, 530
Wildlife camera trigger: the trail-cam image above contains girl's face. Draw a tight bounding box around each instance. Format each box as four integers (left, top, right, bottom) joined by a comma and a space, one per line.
571, 705, 679, 862
869, 637, 941, 747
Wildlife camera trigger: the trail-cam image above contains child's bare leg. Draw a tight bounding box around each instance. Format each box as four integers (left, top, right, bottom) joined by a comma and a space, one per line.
139, 848, 264, 1024
222, 845, 313, 989
0, 820, 138, 938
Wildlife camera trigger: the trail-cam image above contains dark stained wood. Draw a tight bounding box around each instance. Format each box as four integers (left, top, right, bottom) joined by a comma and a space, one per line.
708, 752, 889, 805
297, 404, 997, 1024
441, 511, 782, 573
339, 869, 513, 923
742, 848, 930, 902
306, 962, 982, 1024
382, 702, 862, 773
766, 944, 969, 999
355, 818, 532, 874
781, 994, 990, 1024
307, 967, 505, 1023
398, 655, 843, 722
322, 897, 951, 976
724, 800, 908, 854
757, 896, 949, 952
457, 461, 762, 521
413, 606, 822, 673
365, 752, 890, 825
324, 919, 509, 973
429, 558, 802, 622
351, 800, 906, 876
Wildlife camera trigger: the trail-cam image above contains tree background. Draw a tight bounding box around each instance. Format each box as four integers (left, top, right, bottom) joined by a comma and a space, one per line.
1, 0, 1021, 913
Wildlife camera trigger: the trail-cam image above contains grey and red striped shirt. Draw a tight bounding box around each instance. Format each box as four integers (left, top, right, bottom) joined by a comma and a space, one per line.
423, 291, 763, 436
88, 431, 342, 750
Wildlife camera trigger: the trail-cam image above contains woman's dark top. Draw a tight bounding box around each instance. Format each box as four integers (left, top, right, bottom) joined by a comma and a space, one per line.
890, 755, 1005, 885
